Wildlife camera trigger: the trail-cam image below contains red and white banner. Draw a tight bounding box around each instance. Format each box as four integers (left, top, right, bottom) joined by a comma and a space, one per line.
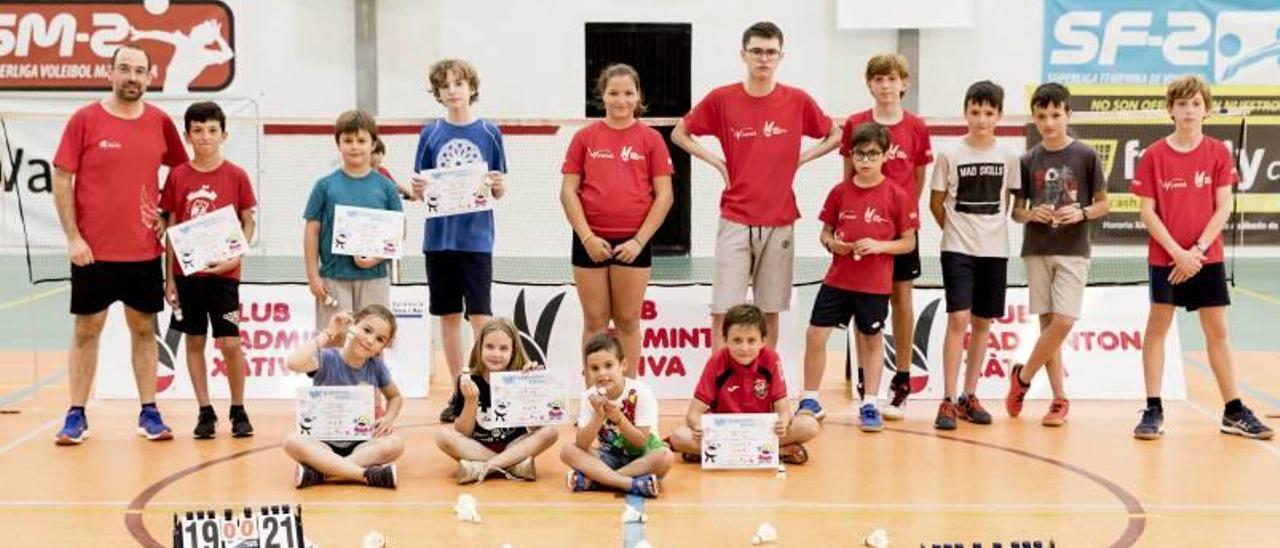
857, 286, 1186, 401
0, 1, 235, 92
97, 284, 431, 400
489, 284, 802, 399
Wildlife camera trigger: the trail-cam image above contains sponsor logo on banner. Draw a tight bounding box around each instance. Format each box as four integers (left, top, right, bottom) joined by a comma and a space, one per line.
98, 284, 430, 399
1044, 0, 1280, 85
490, 284, 801, 398
862, 286, 1185, 400
0, 1, 235, 91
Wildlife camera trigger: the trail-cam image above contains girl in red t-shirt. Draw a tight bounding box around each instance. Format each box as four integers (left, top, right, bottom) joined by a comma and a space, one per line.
560, 64, 674, 375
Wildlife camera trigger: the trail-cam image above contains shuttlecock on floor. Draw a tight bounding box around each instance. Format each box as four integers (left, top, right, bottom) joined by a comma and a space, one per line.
863, 528, 889, 548
455, 493, 481, 523
620, 504, 647, 523
361, 531, 385, 548
751, 522, 778, 545
633, 541, 652, 548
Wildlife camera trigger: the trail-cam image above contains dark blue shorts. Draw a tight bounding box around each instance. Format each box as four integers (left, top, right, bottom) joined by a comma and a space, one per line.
1149, 262, 1230, 311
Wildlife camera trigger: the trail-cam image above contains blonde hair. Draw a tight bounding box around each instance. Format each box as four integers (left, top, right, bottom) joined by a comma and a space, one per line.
1165, 75, 1213, 112
467, 318, 529, 376
428, 59, 480, 105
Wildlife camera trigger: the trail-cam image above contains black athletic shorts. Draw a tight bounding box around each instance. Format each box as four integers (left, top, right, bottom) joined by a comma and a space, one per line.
70, 258, 163, 315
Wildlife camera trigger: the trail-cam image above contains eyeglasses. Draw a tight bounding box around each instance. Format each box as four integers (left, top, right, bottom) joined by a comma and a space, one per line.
745, 48, 781, 59
852, 150, 884, 162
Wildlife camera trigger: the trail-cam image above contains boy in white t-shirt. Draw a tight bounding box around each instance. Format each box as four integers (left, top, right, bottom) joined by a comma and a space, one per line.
928, 80, 1021, 430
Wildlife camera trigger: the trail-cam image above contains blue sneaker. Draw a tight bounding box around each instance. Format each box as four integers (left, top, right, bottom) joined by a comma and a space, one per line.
859, 403, 883, 432
54, 408, 89, 445
137, 406, 173, 441
797, 397, 827, 422
1221, 406, 1274, 440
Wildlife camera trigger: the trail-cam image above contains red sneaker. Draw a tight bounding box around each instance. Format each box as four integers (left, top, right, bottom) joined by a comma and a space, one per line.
1006, 363, 1030, 418
1042, 398, 1070, 427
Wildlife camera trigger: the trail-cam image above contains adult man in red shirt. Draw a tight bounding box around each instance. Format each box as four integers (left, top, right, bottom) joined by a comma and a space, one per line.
51, 43, 188, 445
672, 21, 841, 353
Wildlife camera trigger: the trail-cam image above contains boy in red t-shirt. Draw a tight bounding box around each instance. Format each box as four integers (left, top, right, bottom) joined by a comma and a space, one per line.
1130, 75, 1271, 441
161, 101, 258, 439
814, 53, 933, 421
801, 123, 919, 432
672, 21, 841, 354
667, 304, 820, 464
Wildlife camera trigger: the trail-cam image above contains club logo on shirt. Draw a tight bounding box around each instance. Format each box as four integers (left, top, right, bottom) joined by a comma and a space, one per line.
731, 126, 758, 140
619, 146, 645, 162
763, 120, 788, 137
887, 143, 907, 160
587, 148, 615, 160
1194, 171, 1211, 188
1161, 178, 1188, 191
98, 139, 122, 149
753, 378, 768, 399
863, 207, 887, 224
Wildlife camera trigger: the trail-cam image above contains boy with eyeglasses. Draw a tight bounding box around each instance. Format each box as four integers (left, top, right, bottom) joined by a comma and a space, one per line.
672, 21, 841, 355
803, 53, 934, 422
801, 122, 919, 432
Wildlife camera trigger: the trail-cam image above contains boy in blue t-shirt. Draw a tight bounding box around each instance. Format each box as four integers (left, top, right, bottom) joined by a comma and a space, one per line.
303, 110, 404, 329
409, 59, 507, 423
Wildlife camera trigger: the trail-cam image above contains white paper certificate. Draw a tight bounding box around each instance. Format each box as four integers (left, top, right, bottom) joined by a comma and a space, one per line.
478, 370, 570, 429
331, 205, 405, 259
296, 385, 375, 441
700, 413, 780, 470
420, 163, 493, 218
166, 205, 248, 276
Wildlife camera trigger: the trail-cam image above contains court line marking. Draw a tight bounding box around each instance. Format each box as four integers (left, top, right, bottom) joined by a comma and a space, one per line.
4, 500, 1278, 514
1182, 391, 1280, 463
123, 421, 1147, 548
622, 494, 646, 548
0, 368, 66, 408
1183, 354, 1280, 415
0, 284, 68, 311
1233, 285, 1280, 308
0, 418, 60, 455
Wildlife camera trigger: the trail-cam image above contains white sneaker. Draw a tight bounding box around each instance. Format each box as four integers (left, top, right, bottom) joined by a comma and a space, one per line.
882, 403, 905, 421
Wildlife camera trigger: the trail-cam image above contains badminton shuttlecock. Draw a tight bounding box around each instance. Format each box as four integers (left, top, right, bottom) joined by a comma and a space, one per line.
863, 528, 889, 548
361, 531, 386, 548
620, 504, 647, 523
751, 522, 778, 545
324, 295, 339, 307
596, 386, 608, 396
454, 494, 482, 523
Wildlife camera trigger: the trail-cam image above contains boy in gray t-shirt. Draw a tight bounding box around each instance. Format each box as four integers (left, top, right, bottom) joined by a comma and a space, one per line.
1006, 83, 1109, 427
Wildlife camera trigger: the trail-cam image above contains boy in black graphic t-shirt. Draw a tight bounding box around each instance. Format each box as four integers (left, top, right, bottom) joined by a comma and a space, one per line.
927, 81, 1021, 431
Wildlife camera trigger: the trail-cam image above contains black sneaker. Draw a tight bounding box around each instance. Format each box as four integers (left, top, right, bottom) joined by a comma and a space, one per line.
1134, 406, 1164, 440
229, 407, 254, 438
364, 464, 397, 489
439, 405, 457, 424
1221, 406, 1274, 440
193, 408, 217, 440
295, 464, 325, 489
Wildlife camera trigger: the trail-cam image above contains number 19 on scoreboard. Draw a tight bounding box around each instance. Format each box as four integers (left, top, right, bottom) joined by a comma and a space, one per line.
173, 505, 306, 548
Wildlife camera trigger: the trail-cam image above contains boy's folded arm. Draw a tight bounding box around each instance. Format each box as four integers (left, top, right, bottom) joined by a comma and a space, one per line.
887, 229, 916, 255
574, 415, 604, 449
686, 398, 709, 430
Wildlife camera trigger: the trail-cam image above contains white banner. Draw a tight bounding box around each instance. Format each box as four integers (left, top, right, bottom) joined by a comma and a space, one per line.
97, 284, 431, 399
855, 286, 1185, 401
489, 284, 802, 399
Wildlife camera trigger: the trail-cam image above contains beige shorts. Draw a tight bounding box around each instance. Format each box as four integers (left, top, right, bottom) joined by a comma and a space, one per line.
1024, 255, 1090, 318
316, 276, 391, 329
711, 219, 794, 313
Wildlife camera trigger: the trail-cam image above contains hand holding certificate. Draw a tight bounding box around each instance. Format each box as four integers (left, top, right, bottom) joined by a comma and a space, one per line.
415, 163, 495, 218
296, 385, 376, 441
700, 413, 780, 470
478, 370, 569, 429
331, 205, 405, 259
166, 205, 249, 276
